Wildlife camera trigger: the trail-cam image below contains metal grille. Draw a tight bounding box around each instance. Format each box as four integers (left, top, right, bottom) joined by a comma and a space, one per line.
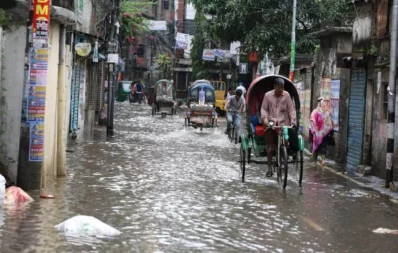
85, 61, 96, 110
346, 69, 367, 171
95, 62, 104, 112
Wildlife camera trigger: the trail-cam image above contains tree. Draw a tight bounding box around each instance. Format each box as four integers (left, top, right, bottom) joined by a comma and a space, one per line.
189, 0, 354, 60
156, 53, 172, 79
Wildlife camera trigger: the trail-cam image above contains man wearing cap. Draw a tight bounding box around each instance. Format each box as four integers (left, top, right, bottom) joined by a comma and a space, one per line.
261, 77, 297, 177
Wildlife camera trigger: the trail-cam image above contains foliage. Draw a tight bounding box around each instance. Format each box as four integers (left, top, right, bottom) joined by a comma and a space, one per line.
189, 0, 354, 60
0, 8, 10, 27
190, 11, 213, 80
156, 53, 172, 79
120, 0, 153, 45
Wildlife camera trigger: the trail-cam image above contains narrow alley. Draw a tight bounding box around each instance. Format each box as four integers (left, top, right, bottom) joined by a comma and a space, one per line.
1, 102, 398, 252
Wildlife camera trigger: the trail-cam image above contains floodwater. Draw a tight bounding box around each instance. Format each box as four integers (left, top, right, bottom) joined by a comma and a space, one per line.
1, 102, 398, 253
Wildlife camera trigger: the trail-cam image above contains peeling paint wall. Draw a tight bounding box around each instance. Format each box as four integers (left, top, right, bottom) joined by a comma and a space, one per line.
0, 26, 27, 182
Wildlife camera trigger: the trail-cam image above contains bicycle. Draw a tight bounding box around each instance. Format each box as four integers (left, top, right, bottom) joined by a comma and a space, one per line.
265, 122, 303, 189
227, 111, 241, 144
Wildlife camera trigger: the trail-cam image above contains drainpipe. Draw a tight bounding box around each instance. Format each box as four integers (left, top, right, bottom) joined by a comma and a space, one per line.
386, 0, 398, 189
57, 25, 67, 177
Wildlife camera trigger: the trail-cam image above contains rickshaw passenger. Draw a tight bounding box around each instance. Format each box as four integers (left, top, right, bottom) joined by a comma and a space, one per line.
261, 78, 298, 177
224, 89, 245, 136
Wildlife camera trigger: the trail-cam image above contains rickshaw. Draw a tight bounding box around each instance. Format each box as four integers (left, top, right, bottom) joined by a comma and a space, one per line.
184, 80, 217, 131
152, 79, 177, 118
116, 81, 132, 102
239, 75, 304, 189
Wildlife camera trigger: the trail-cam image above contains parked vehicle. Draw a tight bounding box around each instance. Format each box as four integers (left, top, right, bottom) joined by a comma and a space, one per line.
209, 80, 227, 115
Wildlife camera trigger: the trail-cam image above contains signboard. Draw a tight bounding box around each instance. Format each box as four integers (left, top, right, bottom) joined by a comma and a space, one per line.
202, 49, 215, 61
212, 49, 224, 58
230, 41, 241, 55
149, 20, 167, 31
93, 41, 99, 63
75, 43, 92, 57
176, 32, 190, 49
107, 54, 119, 63
239, 63, 248, 74
32, 0, 50, 41
28, 0, 51, 162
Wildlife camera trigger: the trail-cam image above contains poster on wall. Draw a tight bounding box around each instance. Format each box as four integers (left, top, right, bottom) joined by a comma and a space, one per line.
28, 123, 44, 162
331, 79, 340, 131
27, 0, 50, 162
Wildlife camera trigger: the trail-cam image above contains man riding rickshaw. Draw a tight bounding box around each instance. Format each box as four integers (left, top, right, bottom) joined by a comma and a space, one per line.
239, 75, 304, 189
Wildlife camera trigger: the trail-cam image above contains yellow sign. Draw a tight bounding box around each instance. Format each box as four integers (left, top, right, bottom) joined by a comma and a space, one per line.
75, 43, 92, 57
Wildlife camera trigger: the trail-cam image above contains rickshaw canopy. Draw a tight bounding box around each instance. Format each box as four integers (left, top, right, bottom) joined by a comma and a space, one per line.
188, 80, 216, 103
246, 75, 300, 117
154, 79, 175, 100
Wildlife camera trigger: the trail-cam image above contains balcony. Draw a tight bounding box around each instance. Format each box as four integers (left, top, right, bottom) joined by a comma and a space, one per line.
52, 0, 75, 11
51, 0, 76, 25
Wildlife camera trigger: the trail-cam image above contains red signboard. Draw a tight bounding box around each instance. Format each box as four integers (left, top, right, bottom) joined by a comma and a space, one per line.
249, 51, 258, 62
32, 0, 51, 40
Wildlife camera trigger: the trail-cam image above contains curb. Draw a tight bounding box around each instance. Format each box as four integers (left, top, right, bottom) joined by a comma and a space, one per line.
303, 149, 398, 200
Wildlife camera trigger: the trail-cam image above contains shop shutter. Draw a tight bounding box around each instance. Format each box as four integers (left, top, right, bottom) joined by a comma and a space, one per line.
346, 69, 366, 171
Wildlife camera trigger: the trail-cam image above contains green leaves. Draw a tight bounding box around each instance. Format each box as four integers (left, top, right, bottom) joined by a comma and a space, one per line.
0, 8, 10, 27
190, 0, 353, 59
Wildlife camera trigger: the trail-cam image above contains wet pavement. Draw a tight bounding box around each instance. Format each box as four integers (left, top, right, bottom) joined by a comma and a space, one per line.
1, 102, 398, 252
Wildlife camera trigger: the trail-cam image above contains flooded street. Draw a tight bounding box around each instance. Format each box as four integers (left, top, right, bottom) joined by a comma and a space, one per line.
1, 102, 398, 253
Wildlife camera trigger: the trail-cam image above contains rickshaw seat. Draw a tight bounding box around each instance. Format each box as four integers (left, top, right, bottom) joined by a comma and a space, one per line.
250, 115, 265, 136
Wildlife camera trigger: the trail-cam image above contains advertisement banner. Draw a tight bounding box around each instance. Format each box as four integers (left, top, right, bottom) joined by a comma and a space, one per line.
176, 32, 190, 49
29, 123, 44, 162
28, 0, 50, 162
32, 0, 50, 41
149, 20, 167, 31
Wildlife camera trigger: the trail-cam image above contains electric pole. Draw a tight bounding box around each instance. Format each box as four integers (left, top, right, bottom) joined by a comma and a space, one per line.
289, 0, 297, 81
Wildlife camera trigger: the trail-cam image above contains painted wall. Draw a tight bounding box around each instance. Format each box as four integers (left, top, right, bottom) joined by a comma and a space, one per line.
0, 26, 27, 182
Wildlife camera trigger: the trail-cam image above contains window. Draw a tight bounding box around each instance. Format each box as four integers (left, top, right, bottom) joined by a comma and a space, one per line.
382, 82, 389, 120
162, 0, 169, 10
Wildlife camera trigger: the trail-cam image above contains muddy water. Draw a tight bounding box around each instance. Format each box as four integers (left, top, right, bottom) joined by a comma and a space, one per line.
1, 102, 398, 252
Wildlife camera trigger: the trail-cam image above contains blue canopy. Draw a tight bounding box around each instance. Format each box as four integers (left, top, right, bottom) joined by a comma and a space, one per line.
188, 80, 215, 103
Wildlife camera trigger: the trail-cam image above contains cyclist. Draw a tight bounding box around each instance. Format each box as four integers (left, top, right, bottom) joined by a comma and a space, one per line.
236, 82, 246, 97
261, 77, 297, 177
135, 81, 144, 104
224, 89, 245, 136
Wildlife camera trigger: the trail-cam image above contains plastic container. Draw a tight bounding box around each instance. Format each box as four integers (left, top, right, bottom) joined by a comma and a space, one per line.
0, 174, 5, 206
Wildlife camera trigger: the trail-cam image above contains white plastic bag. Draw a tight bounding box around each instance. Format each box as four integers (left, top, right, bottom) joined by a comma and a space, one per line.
55, 215, 121, 237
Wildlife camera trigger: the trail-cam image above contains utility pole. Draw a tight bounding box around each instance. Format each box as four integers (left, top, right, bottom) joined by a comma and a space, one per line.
386, 0, 398, 189
107, 0, 120, 136
289, 0, 297, 81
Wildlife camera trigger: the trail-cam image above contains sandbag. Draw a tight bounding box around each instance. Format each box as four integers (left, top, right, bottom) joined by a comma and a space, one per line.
55, 215, 122, 237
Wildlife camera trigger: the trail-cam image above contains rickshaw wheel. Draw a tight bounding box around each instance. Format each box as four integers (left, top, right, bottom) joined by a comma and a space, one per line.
240, 143, 246, 183
277, 145, 289, 189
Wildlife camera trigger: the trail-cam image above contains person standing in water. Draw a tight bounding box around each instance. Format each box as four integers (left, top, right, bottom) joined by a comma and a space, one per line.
309, 97, 334, 166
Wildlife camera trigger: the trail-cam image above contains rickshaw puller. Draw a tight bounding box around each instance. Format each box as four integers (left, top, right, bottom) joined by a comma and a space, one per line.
224, 89, 245, 136
261, 78, 298, 177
